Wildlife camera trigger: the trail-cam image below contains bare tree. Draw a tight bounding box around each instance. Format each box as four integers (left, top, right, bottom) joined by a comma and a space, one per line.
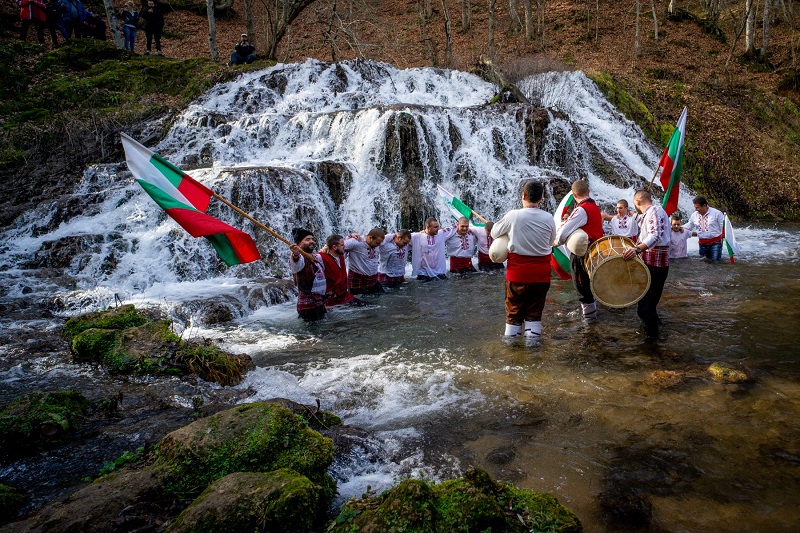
650, 0, 658, 47
523, 0, 533, 40
461, 0, 471, 31
419, 0, 438, 65
489, 0, 496, 60
508, 0, 522, 32
442, 0, 454, 66
207, 0, 219, 61
745, 0, 756, 55
425, 0, 433, 17
102, 0, 123, 48
244, 0, 255, 43
635, 0, 641, 57
261, 0, 319, 60
536, 0, 546, 45
761, 0, 771, 58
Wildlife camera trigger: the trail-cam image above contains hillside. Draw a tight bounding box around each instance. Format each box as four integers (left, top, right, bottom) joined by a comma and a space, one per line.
2, 0, 799, 220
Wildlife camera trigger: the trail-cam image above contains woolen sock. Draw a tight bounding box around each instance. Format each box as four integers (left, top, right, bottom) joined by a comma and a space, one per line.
524, 321, 542, 337
504, 323, 522, 336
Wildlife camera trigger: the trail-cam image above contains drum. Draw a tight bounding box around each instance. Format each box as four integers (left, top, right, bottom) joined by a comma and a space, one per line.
584, 235, 651, 308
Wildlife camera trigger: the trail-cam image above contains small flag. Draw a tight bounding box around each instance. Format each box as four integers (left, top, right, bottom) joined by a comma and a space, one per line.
121, 133, 261, 266
551, 191, 575, 279
436, 184, 485, 227
658, 107, 687, 216
722, 213, 742, 264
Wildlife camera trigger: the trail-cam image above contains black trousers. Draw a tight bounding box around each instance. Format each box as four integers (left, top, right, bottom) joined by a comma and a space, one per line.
638, 264, 669, 336
570, 253, 594, 304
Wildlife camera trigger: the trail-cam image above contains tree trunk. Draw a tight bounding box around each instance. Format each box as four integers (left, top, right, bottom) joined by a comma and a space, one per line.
425, 0, 432, 17
761, 0, 770, 58
207, 0, 219, 61
745, 0, 756, 55
102, 0, 123, 48
442, 0, 453, 66
508, 0, 522, 32
461, 0, 471, 32
419, 0, 438, 65
523, 0, 533, 40
265, 0, 318, 60
488, 0, 496, 61
650, 0, 658, 46
244, 0, 254, 44
635, 0, 640, 57
536, 0, 546, 44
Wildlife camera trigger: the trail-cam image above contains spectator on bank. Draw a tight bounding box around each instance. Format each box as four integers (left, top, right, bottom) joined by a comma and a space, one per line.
140, 0, 164, 56
83, 10, 106, 40
58, 0, 86, 40
44, 0, 64, 46
229, 33, 256, 65
18, 0, 47, 44
119, 1, 139, 52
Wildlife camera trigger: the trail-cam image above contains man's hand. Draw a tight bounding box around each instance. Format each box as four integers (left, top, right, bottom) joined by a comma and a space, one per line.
289, 244, 301, 260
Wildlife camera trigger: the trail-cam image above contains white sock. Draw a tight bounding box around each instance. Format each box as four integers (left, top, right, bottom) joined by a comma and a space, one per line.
581, 302, 598, 321
504, 323, 522, 336
524, 321, 542, 337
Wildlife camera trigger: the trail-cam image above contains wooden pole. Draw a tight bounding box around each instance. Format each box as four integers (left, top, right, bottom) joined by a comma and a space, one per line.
471, 209, 488, 223
212, 192, 315, 261
647, 164, 660, 192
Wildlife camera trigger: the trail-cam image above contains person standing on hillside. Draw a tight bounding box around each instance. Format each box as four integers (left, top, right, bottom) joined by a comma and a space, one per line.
18, 0, 47, 44
683, 195, 725, 262
623, 190, 671, 341
140, 0, 164, 56
229, 33, 257, 66
119, 1, 139, 52
554, 179, 604, 323
491, 180, 556, 342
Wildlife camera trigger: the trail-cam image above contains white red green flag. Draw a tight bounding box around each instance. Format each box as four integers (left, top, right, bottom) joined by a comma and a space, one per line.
551, 191, 574, 280
436, 184, 485, 227
723, 213, 742, 264
657, 107, 687, 216
121, 133, 261, 266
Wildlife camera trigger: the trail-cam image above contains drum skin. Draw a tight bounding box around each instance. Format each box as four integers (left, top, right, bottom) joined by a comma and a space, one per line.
584, 235, 651, 308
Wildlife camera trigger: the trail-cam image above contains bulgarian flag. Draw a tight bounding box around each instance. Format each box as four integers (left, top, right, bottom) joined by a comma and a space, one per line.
437, 184, 485, 227
121, 133, 261, 266
657, 107, 687, 216
550, 191, 574, 280
722, 213, 742, 264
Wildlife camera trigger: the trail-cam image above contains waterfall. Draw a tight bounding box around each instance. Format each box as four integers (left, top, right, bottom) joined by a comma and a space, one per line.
0, 58, 696, 322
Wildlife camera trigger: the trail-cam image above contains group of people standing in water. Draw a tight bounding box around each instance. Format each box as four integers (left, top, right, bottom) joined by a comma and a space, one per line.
288, 179, 727, 344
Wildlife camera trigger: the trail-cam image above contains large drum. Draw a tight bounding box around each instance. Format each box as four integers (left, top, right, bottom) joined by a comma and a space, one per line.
584, 235, 651, 308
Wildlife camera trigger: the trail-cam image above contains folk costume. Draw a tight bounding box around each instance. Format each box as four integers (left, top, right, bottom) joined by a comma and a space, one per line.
472, 224, 503, 271
378, 233, 409, 287
684, 206, 725, 261
445, 230, 477, 273
491, 206, 556, 339
344, 237, 384, 295
410, 224, 457, 281
288, 229, 326, 322
669, 227, 691, 259
636, 204, 671, 338
320, 252, 356, 307
555, 197, 604, 322
607, 213, 639, 242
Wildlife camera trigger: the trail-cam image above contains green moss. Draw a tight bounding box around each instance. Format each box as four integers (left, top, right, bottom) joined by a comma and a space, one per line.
0, 390, 89, 460
63, 304, 148, 341
71, 327, 121, 366
95, 447, 147, 478
589, 71, 665, 144
155, 402, 335, 503
177, 341, 246, 386
0, 484, 26, 526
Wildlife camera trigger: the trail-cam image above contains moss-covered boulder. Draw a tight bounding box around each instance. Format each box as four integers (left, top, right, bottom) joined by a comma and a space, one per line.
167, 469, 325, 533
155, 402, 336, 505
63, 304, 149, 341
707, 362, 749, 383
0, 484, 26, 526
0, 390, 89, 462
329, 468, 582, 533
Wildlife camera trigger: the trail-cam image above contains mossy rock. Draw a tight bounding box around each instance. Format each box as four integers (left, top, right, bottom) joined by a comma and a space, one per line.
0, 483, 27, 526
176, 340, 251, 387
63, 304, 149, 341
707, 362, 749, 383
329, 468, 582, 533
167, 469, 325, 533
0, 390, 89, 462
155, 402, 336, 504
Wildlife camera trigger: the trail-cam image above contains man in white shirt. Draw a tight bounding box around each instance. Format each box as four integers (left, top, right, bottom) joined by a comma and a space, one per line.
472, 221, 504, 271
491, 181, 556, 341
668, 213, 692, 259
344, 227, 386, 294
683, 195, 725, 262
602, 199, 639, 242
623, 190, 671, 341
446, 217, 478, 274
288, 228, 327, 322
410, 217, 457, 281
378, 229, 412, 288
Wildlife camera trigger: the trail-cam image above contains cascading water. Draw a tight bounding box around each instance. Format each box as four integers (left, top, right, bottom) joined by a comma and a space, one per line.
2, 59, 799, 532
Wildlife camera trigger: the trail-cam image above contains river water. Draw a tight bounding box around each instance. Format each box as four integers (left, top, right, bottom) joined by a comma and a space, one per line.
1, 59, 799, 531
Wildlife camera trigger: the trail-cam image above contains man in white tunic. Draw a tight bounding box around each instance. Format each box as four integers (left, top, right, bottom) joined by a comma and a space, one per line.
378, 229, 412, 288
602, 199, 639, 242
445, 217, 478, 274
288, 228, 327, 322
668, 213, 692, 259
410, 217, 457, 281
623, 190, 671, 341
683, 195, 725, 262
344, 227, 386, 294
472, 221, 504, 271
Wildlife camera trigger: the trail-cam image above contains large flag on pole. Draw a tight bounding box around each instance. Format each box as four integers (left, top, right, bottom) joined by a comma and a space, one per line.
722, 213, 742, 264
658, 107, 687, 216
121, 133, 261, 266
436, 184, 485, 227
550, 191, 574, 280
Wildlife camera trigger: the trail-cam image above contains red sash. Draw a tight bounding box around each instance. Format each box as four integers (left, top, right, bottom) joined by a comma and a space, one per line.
477, 251, 492, 265
506, 254, 550, 283
449, 256, 473, 271
699, 234, 723, 246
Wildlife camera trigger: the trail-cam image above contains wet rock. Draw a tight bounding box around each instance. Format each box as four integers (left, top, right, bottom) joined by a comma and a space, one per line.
0, 484, 26, 526
598, 485, 653, 529
707, 362, 749, 383
63, 304, 150, 341
486, 445, 516, 466
167, 470, 325, 533
329, 467, 582, 533
23, 235, 104, 270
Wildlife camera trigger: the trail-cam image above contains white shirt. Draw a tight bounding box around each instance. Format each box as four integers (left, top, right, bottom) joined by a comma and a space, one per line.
410, 224, 457, 277
608, 214, 639, 239
288, 252, 326, 295
637, 204, 671, 248
445, 231, 477, 258
684, 206, 725, 240
344, 237, 380, 276
470, 224, 492, 254
378, 233, 409, 277
555, 205, 588, 245
669, 228, 692, 258
491, 207, 556, 257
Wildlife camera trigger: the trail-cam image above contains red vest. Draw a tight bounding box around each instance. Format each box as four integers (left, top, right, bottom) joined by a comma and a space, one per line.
578, 199, 604, 243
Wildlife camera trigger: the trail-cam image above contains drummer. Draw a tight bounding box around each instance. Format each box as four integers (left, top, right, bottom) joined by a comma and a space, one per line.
554, 179, 605, 323
602, 199, 639, 242
622, 189, 671, 341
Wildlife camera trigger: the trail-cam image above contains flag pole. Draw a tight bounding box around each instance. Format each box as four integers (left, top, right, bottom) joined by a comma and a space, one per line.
472, 210, 488, 224
212, 192, 315, 262
647, 164, 661, 192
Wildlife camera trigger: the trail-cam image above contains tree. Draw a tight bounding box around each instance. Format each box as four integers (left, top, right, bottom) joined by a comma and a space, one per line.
745, 0, 756, 55
508, 0, 522, 32
261, 0, 319, 60
244, 0, 255, 43
461, 0, 471, 32
207, 0, 219, 62
489, 0, 496, 60
523, 0, 533, 40
761, 0, 771, 58
102, 0, 123, 48
419, 0, 438, 65
442, 0, 453, 66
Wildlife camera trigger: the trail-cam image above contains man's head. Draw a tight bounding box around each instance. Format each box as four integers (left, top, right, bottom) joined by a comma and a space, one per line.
125, 1, 133, 8
670, 213, 683, 232
571, 179, 590, 200
425, 217, 440, 236
394, 229, 411, 248
365, 227, 386, 248
241, 33, 248, 41
692, 195, 709, 215
522, 180, 544, 205
326, 234, 344, 255
456, 216, 470, 235
292, 228, 316, 252
616, 199, 629, 217
484, 221, 494, 235
632, 190, 652, 214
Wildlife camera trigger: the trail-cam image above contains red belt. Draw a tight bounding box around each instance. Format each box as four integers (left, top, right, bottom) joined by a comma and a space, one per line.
477, 251, 492, 265
699, 235, 723, 245
506, 253, 550, 283
449, 256, 473, 270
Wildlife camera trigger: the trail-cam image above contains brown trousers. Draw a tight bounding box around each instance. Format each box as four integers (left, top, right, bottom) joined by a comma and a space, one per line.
505, 281, 550, 325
